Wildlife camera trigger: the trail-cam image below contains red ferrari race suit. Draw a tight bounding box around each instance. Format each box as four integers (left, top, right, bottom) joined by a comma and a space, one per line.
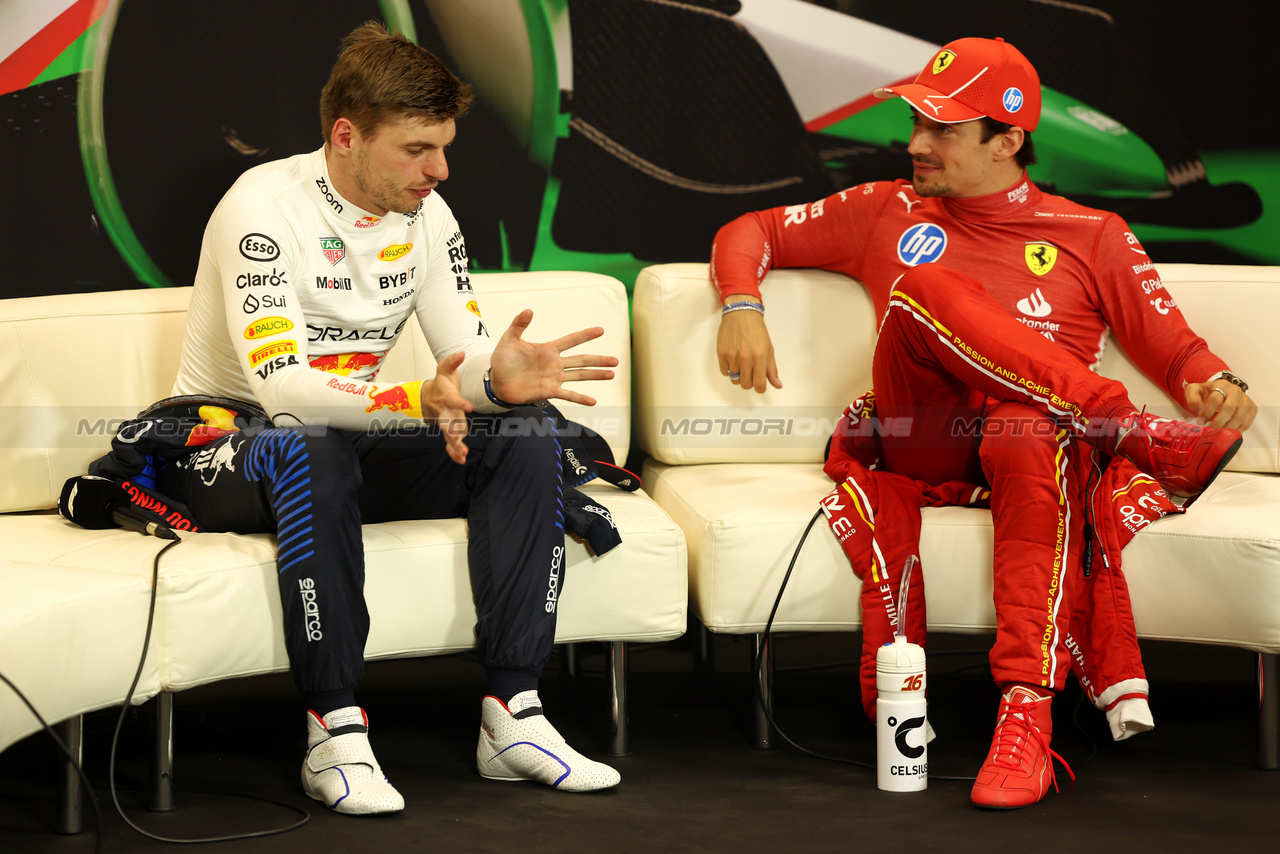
712, 175, 1230, 737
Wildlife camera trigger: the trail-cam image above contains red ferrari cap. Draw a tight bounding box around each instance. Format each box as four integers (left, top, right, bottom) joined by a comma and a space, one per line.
874, 37, 1041, 131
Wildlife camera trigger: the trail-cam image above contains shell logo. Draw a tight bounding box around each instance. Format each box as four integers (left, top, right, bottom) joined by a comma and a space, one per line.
377, 243, 413, 261
466, 300, 481, 317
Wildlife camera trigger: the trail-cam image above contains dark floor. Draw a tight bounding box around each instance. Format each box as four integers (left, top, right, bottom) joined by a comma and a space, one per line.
2, 631, 1277, 853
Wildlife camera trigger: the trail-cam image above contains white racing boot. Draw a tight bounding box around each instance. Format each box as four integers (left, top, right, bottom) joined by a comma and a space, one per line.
302, 706, 404, 815
476, 690, 621, 792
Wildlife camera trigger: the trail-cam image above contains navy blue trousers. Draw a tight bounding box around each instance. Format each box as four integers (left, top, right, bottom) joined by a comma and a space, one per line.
158, 407, 566, 696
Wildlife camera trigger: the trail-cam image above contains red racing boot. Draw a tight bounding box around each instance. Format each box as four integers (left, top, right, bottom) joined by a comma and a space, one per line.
971, 685, 1074, 809
1114, 411, 1242, 505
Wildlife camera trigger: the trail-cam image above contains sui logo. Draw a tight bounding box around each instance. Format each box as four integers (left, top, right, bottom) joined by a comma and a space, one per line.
1003, 87, 1024, 114
896, 223, 947, 266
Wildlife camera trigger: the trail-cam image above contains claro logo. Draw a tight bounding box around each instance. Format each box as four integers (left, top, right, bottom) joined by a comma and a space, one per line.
299, 578, 323, 641
378, 243, 413, 261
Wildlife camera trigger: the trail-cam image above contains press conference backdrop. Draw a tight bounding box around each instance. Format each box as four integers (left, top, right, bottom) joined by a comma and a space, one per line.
1, 0, 1275, 300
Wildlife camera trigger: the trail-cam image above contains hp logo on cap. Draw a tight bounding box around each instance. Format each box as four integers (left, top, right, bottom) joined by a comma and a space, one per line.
1003, 87, 1024, 113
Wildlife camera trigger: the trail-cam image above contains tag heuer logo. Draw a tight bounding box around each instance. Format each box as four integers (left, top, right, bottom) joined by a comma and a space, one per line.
321, 237, 345, 266
932, 50, 956, 75
1024, 242, 1058, 276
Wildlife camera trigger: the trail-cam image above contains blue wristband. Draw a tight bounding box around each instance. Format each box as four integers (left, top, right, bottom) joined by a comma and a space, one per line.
722, 301, 764, 316
484, 367, 518, 408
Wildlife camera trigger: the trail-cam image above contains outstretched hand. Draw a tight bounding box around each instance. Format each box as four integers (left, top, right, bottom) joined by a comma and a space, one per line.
488, 309, 618, 406
420, 350, 473, 463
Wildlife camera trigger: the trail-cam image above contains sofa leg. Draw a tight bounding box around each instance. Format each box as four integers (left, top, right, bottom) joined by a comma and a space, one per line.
693, 620, 715, 679
560, 642, 580, 681
606, 641, 630, 756
150, 690, 176, 812
53, 715, 84, 835
1261, 652, 1279, 771
752, 632, 775, 750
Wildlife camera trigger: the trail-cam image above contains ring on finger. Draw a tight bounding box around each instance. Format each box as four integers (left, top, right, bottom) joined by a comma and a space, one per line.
1212, 387, 1229, 401
728, 372, 741, 380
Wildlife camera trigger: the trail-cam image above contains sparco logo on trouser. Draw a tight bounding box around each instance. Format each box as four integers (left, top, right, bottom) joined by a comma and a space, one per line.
545, 545, 564, 613
299, 578, 324, 640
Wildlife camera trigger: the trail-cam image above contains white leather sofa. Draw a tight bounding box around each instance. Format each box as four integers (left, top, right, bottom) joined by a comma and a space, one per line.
0, 271, 688, 827
632, 261, 1280, 768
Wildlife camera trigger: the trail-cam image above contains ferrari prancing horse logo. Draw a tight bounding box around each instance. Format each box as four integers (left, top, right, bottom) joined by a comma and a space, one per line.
932, 50, 957, 75
1025, 242, 1058, 276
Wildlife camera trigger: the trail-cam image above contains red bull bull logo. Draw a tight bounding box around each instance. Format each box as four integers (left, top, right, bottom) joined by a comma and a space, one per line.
309, 351, 383, 376
355, 216, 381, 229
364, 382, 422, 416
466, 300, 481, 317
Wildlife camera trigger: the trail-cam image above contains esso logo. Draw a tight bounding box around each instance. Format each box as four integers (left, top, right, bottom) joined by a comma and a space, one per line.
896, 223, 947, 266
1002, 87, 1024, 114
239, 233, 280, 262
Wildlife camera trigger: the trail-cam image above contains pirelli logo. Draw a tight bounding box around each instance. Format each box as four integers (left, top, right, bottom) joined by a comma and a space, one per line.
248, 339, 298, 367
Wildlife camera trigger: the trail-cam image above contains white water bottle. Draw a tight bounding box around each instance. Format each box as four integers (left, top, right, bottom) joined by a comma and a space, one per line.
875, 556, 928, 792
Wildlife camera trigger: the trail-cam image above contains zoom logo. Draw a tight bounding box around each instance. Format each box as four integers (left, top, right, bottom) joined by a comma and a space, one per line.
896, 223, 947, 266
887, 715, 926, 759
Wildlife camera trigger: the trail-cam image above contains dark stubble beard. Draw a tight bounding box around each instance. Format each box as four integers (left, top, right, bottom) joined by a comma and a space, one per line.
352, 147, 418, 215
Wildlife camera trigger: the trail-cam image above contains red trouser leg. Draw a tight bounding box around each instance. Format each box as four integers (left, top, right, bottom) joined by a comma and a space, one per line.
979, 403, 1081, 692
872, 264, 1135, 483
1059, 448, 1149, 720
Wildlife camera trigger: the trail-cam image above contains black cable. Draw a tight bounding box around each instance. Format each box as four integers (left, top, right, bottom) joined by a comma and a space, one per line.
751, 508, 876, 771
752, 506, 1106, 783
0, 532, 311, 849
106, 535, 311, 844
0, 671, 105, 854
750, 507, 977, 781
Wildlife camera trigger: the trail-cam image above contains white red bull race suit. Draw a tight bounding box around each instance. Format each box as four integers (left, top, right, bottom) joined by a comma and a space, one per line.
711, 175, 1231, 730
162, 147, 573, 702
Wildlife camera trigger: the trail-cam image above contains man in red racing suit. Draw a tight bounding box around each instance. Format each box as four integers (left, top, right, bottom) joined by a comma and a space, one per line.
709, 37, 1256, 809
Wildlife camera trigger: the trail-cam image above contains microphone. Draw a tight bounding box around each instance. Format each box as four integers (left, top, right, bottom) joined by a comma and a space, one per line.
59, 476, 179, 540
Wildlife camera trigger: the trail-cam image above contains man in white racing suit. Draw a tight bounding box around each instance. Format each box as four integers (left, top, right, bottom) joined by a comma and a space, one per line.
163, 21, 623, 813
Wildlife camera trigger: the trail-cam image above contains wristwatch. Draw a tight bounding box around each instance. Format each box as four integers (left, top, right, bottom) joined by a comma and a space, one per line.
1216, 371, 1249, 393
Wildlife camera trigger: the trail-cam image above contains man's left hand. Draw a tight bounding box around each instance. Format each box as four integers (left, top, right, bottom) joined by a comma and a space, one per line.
489, 309, 618, 406
1186, 380, 1256, 431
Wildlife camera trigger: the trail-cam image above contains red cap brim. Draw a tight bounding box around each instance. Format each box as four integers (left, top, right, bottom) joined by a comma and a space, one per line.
874, 83, 986, 124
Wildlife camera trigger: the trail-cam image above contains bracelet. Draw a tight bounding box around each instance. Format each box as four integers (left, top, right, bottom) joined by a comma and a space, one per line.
484, 367, 518, 408
722, 301, 764, 316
